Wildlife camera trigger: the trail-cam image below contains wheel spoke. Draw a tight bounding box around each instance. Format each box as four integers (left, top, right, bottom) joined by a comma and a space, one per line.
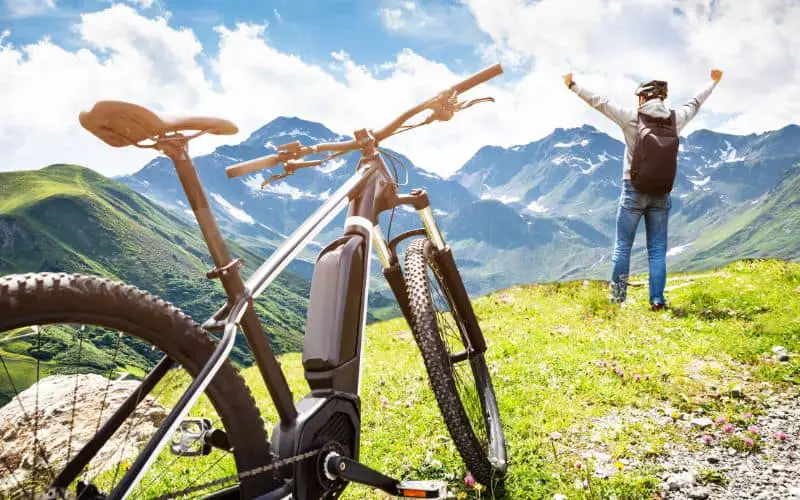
30, 326, 56, 481
100, 367, 178, 492
426, 263, 490, 452
94, 331, 124, 438
135, 432, 211, 498
67, 325, 87, 464
1, 455, 29, 497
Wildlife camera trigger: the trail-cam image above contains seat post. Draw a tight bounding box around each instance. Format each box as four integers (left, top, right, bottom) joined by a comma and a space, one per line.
156, 136, 299, 425
158, 137, 234, 271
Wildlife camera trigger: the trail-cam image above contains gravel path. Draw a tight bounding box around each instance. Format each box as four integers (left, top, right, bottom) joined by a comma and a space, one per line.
656, 393, 800, 500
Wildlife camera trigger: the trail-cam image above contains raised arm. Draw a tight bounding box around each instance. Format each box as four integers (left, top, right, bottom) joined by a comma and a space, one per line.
563, 72, 635, 128
674, 68, 723, 133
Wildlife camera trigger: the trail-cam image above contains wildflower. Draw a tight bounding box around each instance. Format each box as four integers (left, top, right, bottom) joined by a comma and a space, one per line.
747, 425, 760, 435
742, 412, 753, 420
464, 473, 475, 488
723, 424, 734, 434
574, 461, 583, 469
701, 435, 713, 445
644, 374, 651, 380
634, 374, 642, 382
715, 416, 726, 425
550, 431, 562, 441
743, 437, 755, 447
774, 431, 788, 441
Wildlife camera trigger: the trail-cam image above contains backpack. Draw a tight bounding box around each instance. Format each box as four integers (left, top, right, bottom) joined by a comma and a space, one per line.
630, 110, 679, 195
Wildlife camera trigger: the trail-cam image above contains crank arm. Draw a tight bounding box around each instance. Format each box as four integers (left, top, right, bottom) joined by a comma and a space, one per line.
325, 454, 446, 498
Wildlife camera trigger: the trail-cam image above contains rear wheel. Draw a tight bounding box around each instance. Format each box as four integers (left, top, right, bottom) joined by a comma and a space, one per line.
0, 273, 274, 499
403, 239, 507, 488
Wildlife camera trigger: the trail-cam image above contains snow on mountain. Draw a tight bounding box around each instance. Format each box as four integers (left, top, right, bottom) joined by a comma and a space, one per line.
210, 192, 255, 224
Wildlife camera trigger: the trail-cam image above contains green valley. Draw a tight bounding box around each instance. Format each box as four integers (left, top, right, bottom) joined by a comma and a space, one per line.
0, 164, 311, 404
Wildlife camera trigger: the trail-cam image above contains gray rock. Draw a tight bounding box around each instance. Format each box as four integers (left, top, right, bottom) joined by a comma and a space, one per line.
772, 346, 788, 354
707, 454, 721, 464
687, 486, 711, 499
691, 417, 714, 428
666, 471, 695, 491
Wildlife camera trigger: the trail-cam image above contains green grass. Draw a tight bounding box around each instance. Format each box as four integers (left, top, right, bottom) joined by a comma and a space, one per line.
0, 164, 312, 369
108, 257, 797, 499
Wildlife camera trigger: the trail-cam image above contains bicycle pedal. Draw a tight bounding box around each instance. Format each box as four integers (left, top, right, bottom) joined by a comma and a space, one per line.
169, 417, 223, 457
395, 480, 448, 498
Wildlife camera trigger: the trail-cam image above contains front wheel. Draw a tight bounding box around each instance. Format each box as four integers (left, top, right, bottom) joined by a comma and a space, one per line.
404, 239, 507, 488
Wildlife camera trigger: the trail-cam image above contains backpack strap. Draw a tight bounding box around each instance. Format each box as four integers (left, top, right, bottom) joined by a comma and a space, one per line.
670, 109, 677, 135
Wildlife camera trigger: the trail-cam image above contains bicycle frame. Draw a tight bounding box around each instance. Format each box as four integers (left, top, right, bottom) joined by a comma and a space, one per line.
106, 130, 449, 498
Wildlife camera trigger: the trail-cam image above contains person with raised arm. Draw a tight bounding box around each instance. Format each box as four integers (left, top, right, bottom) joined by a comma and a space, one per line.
563, 69, 723, 310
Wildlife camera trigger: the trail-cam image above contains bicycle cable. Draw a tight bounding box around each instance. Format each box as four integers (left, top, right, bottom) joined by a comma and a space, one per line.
378, 147, 411, 241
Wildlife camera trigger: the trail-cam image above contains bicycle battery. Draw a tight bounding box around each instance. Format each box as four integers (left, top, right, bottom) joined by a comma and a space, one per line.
302, 234, 367, 392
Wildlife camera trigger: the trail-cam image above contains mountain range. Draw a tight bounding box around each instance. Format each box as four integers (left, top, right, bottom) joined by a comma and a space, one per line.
1, 116, 798, 361
117, 116, 800, 295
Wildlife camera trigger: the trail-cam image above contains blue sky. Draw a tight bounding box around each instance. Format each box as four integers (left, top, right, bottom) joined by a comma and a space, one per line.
1, 0, 494, 83
1, 0, 799, 177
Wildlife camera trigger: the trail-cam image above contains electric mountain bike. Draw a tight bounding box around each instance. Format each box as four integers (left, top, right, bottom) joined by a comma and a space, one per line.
0, 63, 507, 499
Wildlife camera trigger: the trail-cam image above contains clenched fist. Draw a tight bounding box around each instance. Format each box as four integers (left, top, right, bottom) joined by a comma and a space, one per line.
711, 68, 723, 82
563, 72, 573, 88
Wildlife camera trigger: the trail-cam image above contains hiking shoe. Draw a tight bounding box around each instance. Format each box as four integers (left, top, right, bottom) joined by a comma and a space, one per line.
651, 303, 666, 312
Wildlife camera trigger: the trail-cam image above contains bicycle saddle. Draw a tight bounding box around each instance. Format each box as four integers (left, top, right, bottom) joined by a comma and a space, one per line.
79, 100, 238, 147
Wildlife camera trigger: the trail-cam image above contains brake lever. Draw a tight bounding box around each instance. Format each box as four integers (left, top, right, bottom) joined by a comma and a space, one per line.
260, 171, 291, 189
259, 159, 324, 190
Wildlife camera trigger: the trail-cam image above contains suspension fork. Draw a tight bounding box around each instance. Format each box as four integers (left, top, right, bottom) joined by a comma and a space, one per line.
374, 187, 487, 354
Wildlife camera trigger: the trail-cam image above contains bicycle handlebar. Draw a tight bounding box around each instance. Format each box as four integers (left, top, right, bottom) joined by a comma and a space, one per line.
225, 63, 503, 179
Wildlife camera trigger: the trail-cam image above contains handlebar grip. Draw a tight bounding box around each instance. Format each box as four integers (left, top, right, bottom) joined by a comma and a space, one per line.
452, 63, 504, 94
225, 155, 280, 178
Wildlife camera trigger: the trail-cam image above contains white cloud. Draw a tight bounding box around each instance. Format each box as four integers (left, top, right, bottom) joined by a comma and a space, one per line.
0, 1, 798, 181
121, 0, 155, 9
378, 0, 485, 45
273, 8, 282, 24
3, 0, 56, 17
462, 0, 800, 136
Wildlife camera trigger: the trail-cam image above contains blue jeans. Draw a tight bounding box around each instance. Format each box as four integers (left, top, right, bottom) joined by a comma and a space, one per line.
610, 180, 671, 305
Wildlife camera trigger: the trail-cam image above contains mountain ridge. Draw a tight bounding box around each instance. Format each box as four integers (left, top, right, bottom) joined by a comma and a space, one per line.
111, 115, 800, 298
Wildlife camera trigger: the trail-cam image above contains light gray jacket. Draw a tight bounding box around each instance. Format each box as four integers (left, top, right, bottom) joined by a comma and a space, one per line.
570, 80, 719, 179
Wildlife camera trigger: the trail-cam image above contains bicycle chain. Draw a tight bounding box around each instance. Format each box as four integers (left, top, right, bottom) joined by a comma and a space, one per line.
147, 448, 322, 499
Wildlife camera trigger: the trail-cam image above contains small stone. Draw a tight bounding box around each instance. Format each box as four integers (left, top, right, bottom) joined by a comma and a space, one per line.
593, 451, 612, 463
788, 486, 800, 499
707, 454, 721, 464
691, 417, 714, 428
666, 471, 695, 491
687, 486, 711, 499
553, 495, 567, 500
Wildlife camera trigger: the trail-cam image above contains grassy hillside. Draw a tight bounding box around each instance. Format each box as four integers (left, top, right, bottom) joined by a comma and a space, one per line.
0, 165, 312, 403
123, 258, 799, 499
677, 165, 800, 270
